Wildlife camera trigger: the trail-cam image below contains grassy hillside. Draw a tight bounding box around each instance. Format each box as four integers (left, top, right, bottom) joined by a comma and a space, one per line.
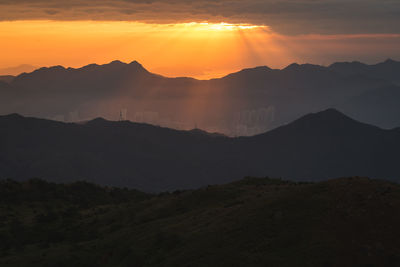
0, 177, 400, 266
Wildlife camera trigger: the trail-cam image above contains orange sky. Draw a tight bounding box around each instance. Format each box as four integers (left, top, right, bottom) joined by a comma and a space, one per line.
0, 20, 400, 79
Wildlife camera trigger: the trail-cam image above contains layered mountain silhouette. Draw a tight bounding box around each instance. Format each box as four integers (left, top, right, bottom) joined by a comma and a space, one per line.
1, 109, 399, 192
328, 59, 400, 84
0, 59, 399, 135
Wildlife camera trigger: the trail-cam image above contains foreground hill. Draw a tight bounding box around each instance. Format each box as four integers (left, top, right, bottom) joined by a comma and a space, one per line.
0, 177, 399, 266
1, 59, 399, 134
1, 109, 400, 191
240, 108, 400, 181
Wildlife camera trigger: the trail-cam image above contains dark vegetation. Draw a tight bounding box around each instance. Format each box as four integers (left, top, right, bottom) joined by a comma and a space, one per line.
1, 109, 400, 191
1, 177, 400, 266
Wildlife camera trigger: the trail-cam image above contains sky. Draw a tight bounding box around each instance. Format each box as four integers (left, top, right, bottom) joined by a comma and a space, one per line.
0, 0, 399, 79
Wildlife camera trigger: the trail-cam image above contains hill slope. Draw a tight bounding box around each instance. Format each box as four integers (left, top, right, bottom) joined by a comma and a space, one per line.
0, 177, 399, 266
240, 109, 400, 180
1, 110, 400, 191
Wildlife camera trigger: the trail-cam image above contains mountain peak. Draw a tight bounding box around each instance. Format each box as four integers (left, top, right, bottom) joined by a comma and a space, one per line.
282, 63, 325, 72
41, 65, 66, 72
254, 66, 272, 71
256, 108, 382, 141
238, 65, 272, 74
128, 60, 147, 70
85, 117, 110, 125
223, 65, 272, 79
285, 108, 378, 132
382, 58, 399, 65
0, 113, 24, 120
283, 63, 300, 70
74, 60, 148, 73
297, 108, 358, 123
109, 60, 125, 65
311, 108, 351, 119
129, 60, 140, 66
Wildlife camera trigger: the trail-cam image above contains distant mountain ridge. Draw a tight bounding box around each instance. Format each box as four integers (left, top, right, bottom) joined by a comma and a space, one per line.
14, 60, 151, 81
1, 109, 399, 192
12, 59, 396, 81
328, 59, 400, 83
0, 59, 399, 134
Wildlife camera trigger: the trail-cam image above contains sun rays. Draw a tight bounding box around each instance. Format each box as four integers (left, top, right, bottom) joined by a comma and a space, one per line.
0, 20, 276, 79
1, 20, 399, 79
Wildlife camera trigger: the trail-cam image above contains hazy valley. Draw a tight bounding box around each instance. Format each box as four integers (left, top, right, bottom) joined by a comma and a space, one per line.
1, 59, 399, 136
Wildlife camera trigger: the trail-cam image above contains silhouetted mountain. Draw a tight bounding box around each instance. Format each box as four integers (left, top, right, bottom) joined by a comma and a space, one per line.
239, 109, 400, 180
1, 110, 399, 191
329, 59, 400, 84
1, 177, 400, 266
220, 65, 274, 80
1, 59, 399, 135
328, 61, 370, 75
12, 60, 154, 95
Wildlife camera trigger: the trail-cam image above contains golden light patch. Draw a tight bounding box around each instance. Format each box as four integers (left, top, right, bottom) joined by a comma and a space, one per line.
0, 20, 275, 79
3, 20, 398, 79
184, 22, 267, 31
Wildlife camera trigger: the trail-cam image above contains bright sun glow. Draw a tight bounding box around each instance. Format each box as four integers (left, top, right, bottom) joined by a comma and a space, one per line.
185, 22, 267, 31
0, 20, 276, 79
3, 20, 398, 79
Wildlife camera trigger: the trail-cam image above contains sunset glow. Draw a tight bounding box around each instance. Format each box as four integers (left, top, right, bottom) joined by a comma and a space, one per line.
0, 20, 273, 78
194, 22, 266, 31
0, 20, 399, 78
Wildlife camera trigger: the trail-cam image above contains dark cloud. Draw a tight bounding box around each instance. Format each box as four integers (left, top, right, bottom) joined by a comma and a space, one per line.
0, 0, 399, 34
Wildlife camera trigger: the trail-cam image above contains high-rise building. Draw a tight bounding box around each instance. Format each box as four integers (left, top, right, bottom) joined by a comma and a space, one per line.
119, 109, 128, 121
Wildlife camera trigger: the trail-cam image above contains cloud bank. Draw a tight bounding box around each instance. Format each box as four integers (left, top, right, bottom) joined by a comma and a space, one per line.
0, 0, 399, 34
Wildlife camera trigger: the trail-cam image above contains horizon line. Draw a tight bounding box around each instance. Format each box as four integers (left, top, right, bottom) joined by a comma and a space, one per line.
1, 58, 399, 81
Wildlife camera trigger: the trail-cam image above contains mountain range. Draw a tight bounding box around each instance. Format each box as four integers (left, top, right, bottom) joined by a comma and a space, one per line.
0, 59, 399, 135
1, 109, 399, 192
